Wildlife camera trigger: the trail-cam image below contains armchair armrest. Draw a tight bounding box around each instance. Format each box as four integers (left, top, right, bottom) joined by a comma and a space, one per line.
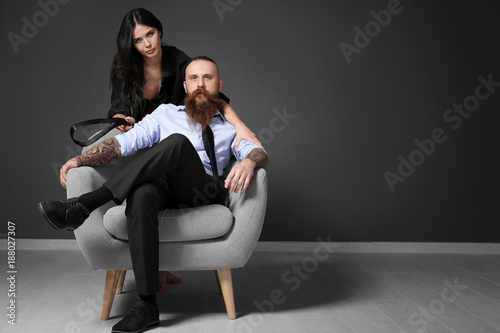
223, 164, 268, 265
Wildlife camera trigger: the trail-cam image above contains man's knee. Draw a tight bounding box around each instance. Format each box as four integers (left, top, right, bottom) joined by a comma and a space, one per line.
130, 182, 157, 199
161, 133, 191, 148
126, 183, 158, 214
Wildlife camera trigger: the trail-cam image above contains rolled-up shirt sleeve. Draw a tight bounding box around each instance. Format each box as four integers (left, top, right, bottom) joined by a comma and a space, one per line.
115, 113, 162, 156
232, 140, 267, 161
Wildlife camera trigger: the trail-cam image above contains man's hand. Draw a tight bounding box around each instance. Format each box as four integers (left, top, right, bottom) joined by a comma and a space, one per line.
225, 159, 256, 193
60, 158, 80, 189
225, 148, 269, 193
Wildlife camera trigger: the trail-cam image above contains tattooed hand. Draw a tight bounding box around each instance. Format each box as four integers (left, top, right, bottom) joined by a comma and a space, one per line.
60, 158, 79, 189
60, 138, 122, 188
224, 148, 269, 193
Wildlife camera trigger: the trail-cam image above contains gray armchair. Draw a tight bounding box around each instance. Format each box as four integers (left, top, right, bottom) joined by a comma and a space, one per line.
66, 130, 268, 320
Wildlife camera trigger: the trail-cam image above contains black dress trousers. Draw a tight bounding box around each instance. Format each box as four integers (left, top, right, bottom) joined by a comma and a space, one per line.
103, 134, 219, 295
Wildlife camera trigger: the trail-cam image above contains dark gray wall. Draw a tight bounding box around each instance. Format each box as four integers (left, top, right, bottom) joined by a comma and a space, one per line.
2, 0, 499, 242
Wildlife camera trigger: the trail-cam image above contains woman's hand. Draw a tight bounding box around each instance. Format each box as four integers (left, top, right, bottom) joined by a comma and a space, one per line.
234, 123, 263, 151
218, 101, 263, 150
113, 114, 135, 132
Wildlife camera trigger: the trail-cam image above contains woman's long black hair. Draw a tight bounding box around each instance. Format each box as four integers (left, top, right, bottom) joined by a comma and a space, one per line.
110, 8, 163, 117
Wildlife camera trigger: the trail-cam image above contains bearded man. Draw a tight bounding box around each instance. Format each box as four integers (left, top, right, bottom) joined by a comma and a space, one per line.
38, 56, 268, 333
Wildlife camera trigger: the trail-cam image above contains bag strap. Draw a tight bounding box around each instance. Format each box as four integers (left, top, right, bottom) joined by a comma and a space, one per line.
70, 118, 130, 147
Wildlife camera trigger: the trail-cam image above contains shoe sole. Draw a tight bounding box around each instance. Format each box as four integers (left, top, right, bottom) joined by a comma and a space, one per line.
111, 319, 160, 333
37, 202, 75, 231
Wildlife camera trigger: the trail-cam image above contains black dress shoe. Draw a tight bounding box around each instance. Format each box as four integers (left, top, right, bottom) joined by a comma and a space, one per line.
112, 298, 160, 333
38, 198, 90, 231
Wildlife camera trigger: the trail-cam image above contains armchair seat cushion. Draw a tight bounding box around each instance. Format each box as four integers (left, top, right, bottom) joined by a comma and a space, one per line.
103, 204, 234, 242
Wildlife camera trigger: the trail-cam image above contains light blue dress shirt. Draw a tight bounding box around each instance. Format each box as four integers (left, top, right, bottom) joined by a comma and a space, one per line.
115, 104, 264, 176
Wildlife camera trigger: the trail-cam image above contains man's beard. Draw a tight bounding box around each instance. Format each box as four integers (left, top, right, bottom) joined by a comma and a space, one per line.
184, 88, 222, 130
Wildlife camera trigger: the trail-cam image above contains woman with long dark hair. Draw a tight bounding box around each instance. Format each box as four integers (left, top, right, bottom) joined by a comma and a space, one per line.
107, 8, 261, 295
109, 8, 261, 143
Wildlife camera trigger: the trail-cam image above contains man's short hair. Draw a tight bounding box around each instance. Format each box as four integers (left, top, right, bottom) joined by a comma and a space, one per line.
185, 56, 220, 78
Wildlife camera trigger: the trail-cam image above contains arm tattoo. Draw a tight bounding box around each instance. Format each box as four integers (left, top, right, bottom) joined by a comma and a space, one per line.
245, 148, 269, 168
75, 137, 122, 167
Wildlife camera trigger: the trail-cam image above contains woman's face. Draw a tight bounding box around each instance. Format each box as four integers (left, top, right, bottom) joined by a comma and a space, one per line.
132, 24, 161, 58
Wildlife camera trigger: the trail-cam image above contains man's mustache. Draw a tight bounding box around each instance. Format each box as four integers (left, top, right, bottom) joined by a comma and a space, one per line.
191, 88, 217, 99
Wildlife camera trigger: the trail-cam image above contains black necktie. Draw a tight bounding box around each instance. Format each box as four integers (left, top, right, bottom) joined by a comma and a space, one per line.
202, 125, 219, 178
202, 124, 229, 205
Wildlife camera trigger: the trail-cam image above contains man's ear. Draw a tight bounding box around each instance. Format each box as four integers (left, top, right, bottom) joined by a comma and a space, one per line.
219, 79, 224, 92
183, 81, 187, 93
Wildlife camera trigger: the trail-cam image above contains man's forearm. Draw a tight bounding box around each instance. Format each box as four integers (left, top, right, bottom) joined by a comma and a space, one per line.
75, 137, 122, 167
245, 148, 269, 169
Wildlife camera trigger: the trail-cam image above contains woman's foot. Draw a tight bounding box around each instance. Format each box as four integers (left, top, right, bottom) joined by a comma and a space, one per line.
158, 271, 182, 292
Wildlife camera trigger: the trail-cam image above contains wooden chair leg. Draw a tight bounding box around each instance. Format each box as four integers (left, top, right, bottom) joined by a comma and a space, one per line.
115, 270, 126, 294
102, 270, 120, 320
216, 269, 236, 319
214, 270, 222, 295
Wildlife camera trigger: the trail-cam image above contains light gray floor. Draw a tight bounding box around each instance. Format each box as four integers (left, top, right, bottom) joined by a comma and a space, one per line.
2, 250, 500, 333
